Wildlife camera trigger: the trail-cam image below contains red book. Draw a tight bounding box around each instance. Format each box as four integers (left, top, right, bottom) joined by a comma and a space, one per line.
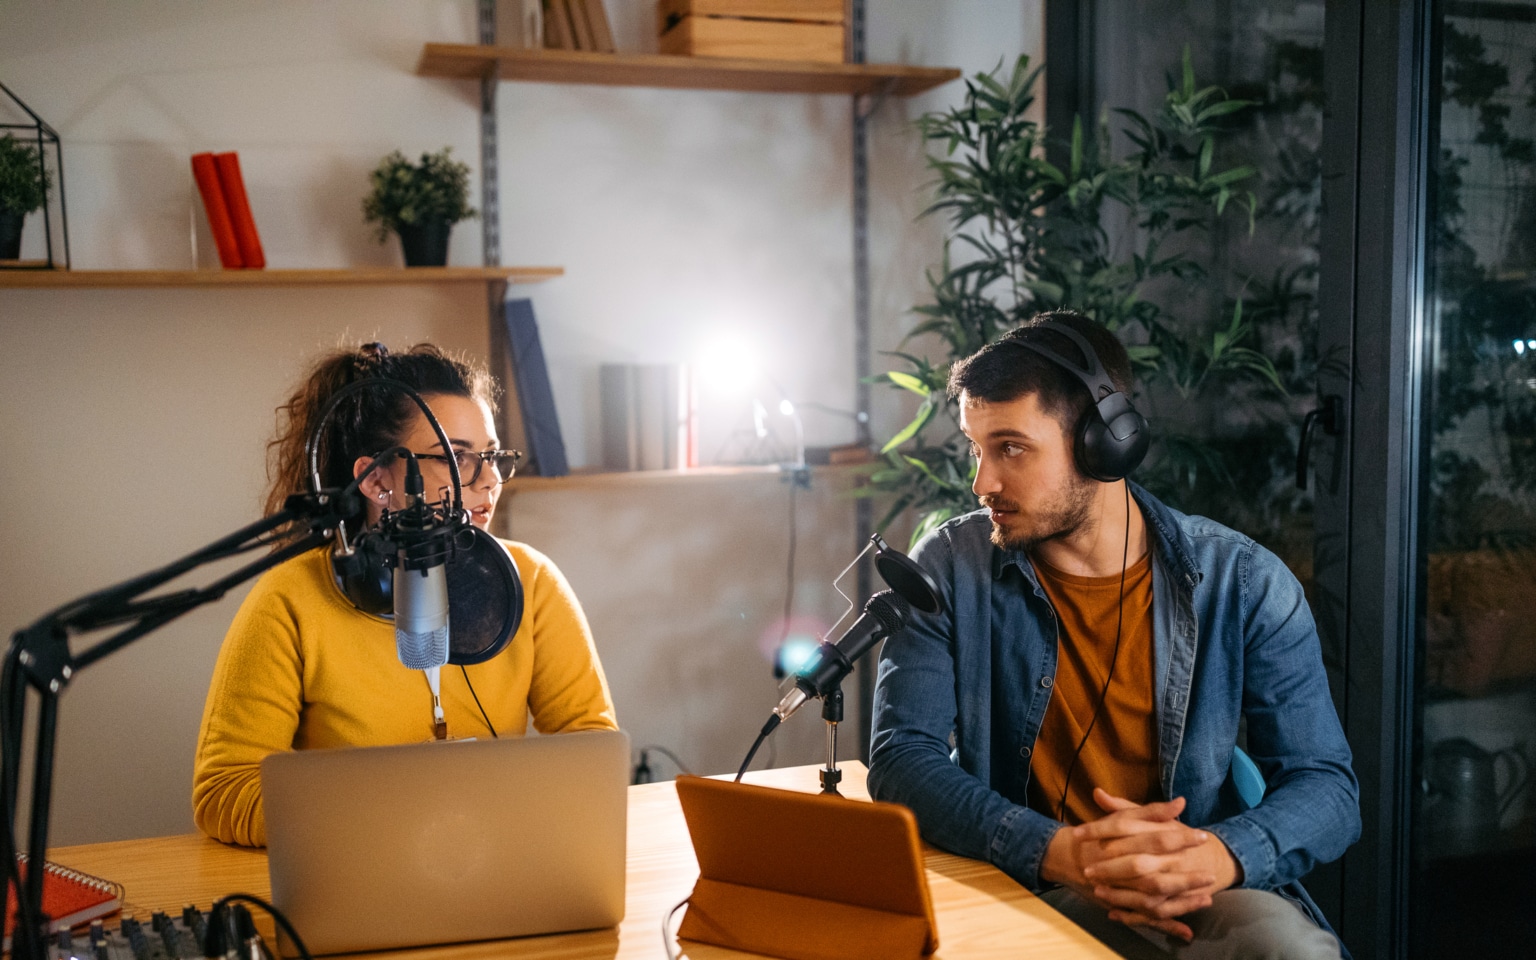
191, 152, 244, 268
3, 855, 123, 949
213, 151, 266, 269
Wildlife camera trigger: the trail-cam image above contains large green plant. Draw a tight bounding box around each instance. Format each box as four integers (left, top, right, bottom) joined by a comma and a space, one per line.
362, 147, 477, 242
868, 53, 1286, 546
0, 133, 50, 217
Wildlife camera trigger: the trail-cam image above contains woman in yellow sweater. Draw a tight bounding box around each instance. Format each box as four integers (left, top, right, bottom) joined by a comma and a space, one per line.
192, 342, 617, 847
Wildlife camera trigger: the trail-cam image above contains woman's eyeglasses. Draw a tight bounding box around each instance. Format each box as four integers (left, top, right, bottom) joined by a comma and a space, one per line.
409, 449, 523, 486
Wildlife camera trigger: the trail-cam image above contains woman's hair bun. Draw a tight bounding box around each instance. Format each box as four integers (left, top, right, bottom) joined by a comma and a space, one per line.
356, 342, 390, 375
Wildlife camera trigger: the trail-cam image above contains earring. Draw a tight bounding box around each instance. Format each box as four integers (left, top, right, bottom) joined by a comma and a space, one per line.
378, 490, 390, 502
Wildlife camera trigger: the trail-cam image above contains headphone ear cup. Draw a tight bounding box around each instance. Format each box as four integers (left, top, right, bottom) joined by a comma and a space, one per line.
1076, 393, 1151, 482
332, 537, 393, 615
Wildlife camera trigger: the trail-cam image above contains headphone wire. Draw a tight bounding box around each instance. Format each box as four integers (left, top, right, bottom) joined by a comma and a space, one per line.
461, 664, 499, 738
1056, 481, 1132, 822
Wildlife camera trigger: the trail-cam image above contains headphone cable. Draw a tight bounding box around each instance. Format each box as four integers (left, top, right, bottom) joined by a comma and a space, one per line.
460, 664, 499, 738
1056, 481, 1132, 823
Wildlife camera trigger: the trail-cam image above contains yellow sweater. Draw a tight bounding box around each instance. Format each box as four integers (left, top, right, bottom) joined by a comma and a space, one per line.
192, 540, 617, 847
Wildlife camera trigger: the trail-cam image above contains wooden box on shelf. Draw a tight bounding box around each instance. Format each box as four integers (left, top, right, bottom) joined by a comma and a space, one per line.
656, 0, 846, 64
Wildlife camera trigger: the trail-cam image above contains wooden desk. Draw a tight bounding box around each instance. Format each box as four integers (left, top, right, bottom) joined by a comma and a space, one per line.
49, 764, 1112, 960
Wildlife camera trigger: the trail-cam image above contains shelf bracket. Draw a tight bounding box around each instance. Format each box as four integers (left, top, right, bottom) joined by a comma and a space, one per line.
478, 0, 502, 268
855, 78, 899, 122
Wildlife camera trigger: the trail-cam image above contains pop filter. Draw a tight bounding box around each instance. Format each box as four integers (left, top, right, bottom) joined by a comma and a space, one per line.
331, 525, 523, 665
444, 526, 523, 665
873, 537, 943, 615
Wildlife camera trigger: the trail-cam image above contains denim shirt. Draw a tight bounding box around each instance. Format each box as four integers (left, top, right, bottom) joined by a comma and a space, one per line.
868, 484, 1360, 920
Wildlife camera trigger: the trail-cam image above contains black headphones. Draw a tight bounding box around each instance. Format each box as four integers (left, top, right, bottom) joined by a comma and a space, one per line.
1005, 320, 1150, 482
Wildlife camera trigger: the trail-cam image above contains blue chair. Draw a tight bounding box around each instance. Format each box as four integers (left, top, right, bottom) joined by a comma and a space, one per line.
1232, 746, 1266, 808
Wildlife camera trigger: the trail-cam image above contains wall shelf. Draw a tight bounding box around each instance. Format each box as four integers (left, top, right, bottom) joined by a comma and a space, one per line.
416, 44, 960, 97
506, 464, 862, 492
0, 266, 563, 289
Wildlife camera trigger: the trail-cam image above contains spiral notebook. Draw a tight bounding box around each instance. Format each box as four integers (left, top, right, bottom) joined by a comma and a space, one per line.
3, 854, 123, 949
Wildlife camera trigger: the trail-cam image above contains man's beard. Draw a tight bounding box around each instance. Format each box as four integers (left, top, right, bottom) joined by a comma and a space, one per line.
981, 476, 1096, 552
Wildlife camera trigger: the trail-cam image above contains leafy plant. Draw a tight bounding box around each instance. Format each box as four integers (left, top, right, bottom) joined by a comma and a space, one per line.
867, 51, 1290, 545
0, 133, 51, 217
362, 147, 477, 242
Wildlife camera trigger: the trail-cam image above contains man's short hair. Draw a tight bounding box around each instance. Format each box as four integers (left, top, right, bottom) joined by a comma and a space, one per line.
946, 310, 1135, 435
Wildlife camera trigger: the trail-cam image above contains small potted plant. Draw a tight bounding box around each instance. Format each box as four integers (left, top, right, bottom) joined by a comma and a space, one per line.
362, 147, 477, 267
0, 133, 51, 261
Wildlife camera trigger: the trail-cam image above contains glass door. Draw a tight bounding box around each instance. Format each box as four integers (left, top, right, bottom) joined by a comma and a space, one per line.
1413, 2, 1536, 954
1058, 1, 1535, 956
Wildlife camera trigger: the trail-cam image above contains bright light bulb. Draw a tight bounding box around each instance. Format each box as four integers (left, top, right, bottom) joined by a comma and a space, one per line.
1518, 340, 1528, 356
694, 334, 758, 394
779, 398, 796, 417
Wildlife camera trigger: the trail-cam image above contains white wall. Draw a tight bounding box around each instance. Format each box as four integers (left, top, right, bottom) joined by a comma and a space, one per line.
0, 1, 1040, 844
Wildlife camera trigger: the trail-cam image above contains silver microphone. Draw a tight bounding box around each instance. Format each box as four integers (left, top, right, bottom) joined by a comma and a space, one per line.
394, 562, 449, 670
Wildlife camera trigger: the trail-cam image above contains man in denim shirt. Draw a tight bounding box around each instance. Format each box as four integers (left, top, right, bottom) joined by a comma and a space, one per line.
869, 312, 1359, 959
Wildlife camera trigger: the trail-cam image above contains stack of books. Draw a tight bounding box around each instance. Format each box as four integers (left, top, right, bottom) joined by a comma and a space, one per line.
191, 151, 265, 269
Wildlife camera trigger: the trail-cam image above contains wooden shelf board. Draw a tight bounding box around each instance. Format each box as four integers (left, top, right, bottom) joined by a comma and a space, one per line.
506, 464, 860, 492
417, 44, 960, 97
0, 266, 563, 289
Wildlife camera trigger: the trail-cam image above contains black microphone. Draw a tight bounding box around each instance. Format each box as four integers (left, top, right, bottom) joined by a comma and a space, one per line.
772, 589, 911, 723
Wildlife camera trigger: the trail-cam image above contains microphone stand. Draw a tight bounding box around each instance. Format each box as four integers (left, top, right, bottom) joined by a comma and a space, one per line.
819, 687, 843, 796
1, 490, 357, 960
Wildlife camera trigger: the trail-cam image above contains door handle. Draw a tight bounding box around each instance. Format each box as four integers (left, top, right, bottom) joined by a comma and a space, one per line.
1296, 395, 1344, 490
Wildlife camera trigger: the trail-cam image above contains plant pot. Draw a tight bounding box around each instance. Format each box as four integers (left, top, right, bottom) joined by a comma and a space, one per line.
0, 209, 24, 260
395, 219, 453, 267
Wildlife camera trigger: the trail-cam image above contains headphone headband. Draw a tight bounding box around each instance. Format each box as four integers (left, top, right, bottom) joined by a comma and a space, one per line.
1003, 319, 1150, 481
1008, 321, 1119, 405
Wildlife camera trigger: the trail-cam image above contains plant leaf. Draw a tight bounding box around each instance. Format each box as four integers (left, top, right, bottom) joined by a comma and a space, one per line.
880, 398, 936, 453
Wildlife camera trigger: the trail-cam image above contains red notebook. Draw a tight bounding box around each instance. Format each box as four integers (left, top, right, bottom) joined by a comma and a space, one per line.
3, 855, 123, 949
213, 152, 265, 269
191, 152, 243, 268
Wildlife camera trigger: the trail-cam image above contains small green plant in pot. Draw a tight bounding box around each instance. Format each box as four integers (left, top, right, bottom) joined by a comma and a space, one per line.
0, 133, 52, 260
362, 147, 477, 267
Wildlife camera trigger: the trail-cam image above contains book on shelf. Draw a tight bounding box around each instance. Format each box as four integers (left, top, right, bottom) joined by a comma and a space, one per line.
580, 0, 616, 53
542, 0, 613, 52
191, 152, 243, 269
567, 0, 595, 51
502, 298, 569, 477
543, 0, 575, 50
3, 854, 123, 950
212, 152, 265, 269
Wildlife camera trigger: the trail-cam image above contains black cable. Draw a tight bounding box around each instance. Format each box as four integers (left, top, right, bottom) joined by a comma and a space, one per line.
735, 715, 781, 782
459, 665, 498, 738
1056, 482, 1133, 823
204, 893, 312, 960
642, 745, 693, 777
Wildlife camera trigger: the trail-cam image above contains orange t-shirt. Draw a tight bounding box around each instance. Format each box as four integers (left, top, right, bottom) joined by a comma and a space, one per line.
1026, 551, 1159, 825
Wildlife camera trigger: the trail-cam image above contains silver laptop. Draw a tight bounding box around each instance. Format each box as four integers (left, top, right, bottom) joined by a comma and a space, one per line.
261, 729, 630, 955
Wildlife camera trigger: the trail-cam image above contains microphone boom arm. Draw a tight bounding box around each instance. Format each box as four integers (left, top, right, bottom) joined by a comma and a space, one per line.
3, 487, 359, 960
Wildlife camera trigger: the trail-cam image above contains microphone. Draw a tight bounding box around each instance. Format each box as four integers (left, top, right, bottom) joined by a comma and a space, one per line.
772, 589, 911, 723
386, 456, 456, 671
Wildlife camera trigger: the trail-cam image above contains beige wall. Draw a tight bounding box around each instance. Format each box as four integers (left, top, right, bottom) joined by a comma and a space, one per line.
0, 1, 1042, 844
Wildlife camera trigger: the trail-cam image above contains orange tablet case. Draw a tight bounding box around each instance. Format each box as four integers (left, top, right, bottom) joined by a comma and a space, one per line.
674, 776, 939, 960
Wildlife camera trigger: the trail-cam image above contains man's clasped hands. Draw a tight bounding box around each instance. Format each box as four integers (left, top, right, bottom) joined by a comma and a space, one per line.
1041, 790, 1244, 942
